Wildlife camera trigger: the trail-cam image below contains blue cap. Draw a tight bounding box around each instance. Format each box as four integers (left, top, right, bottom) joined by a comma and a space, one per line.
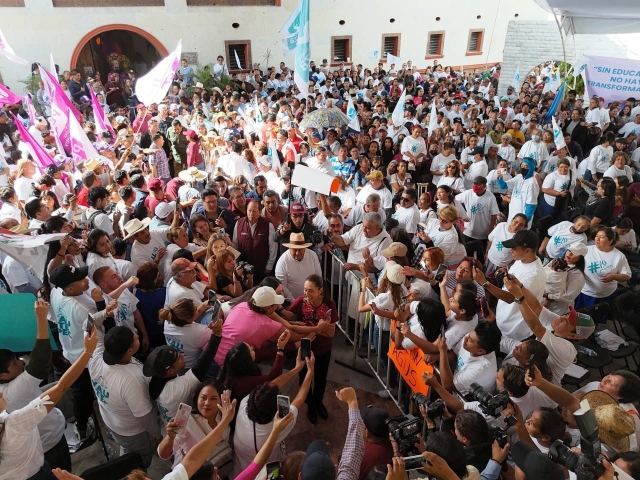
301, 440, 335, 480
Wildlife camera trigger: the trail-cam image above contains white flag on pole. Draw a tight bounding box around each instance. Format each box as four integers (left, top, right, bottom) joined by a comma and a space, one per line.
368, 50, 381, 64
0, 27, 28, 65
136, 40, 182, 106
428, 101, 438, 136
267, 138, 281, 171
281, 1, 302, 57
386, 53, 402, 67
391, 88, 407, 127
552, 116, 567, 151
512, 65, 520, 90
68, 113, 113, 168
234, 50, 243, 71
49, 53, 57, 82
346, 95, 360, 132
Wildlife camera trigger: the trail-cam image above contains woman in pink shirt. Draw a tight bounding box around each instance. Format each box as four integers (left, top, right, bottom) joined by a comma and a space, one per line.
185, 129, 204, 170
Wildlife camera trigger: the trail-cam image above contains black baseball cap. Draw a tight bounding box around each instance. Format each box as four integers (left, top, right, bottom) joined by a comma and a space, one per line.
360, 405, 389, 438
103, 326, 135, 365
301, 440, 335, 480
471, 146, 485, 157
511, 442, 564, 480
502, 229, 539, 250
143, 345, 179, 377
50, 265, 89, 290
45, 164, 63, 176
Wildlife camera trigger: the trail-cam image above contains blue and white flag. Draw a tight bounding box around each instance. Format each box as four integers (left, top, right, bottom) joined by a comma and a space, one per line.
544, 81, 566, 123
281, 1, 302, 57
368, 50, 381, 64
234, 50, 242, 71
543, 68, 561, 94
551, 116, 567, 150
512, 65, 520, 90
387, 53, 402, 67
293, 0, 310, 98
346, 95, 360, 132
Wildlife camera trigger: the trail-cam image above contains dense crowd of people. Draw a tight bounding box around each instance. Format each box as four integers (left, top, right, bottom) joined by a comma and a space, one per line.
0, 54, 640, 480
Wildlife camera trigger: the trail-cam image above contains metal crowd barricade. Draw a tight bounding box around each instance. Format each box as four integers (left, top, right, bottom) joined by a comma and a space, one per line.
322, 250, 409, 413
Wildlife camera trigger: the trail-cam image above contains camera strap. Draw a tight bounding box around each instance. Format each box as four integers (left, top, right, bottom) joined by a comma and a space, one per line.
253, 421, 258, 454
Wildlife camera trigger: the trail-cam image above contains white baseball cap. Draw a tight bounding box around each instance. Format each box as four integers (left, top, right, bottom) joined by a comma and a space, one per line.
155, 201, 176, 219
385, 261, 406, 285
252, 286, 285, 308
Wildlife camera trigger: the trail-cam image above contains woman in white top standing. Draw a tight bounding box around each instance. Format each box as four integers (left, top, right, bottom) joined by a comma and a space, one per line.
12, 159, 38, 203
575, 226, 631, 310
539, 158, 575, 218
485, 214, 528, 281
603, 151, 634, 183
585, 131, 615, 182
497, 134, 516, 171
160, 298, 213, 370
437, 160, 465, 194
419, 205, 466, 267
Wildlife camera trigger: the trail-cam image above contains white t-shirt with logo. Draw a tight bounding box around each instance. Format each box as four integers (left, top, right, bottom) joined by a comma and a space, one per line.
542, 172, 572, 207
165, 280, 206, 308
156, 370, 201, 425
106, 288, 139, 331
401, 136, 427, 169
392, 204, 420, 234
582, 246, 631, 298
487, 222, 516, 267
456, 190, 499, 239
131, 231, 171, 282
453, 342, 497, 395
88, 333, 155, 437
586, 145, 614, 175
445, 312, 478, 353
496, 259, 546, 341
431, 153, 457, 184
545, 221, 587, 259
51, 288, 98, 363
163, 322, 212, 370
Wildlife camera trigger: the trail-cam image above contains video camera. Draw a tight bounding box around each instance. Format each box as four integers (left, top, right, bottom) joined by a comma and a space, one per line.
470, 383, 514, 424
412, 393, 446, 420
549, 401, 604, 480
386, 414, 422, 456
236, 260, 255, 276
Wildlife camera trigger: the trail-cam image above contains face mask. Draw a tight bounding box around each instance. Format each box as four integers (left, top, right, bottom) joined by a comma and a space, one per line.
532, 135, 540, 142
520, 167, 529, 177
472, 185, 484, 195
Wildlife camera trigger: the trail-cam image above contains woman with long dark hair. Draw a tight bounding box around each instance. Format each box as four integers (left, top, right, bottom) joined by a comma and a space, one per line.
381, 137, 395, 166
285, 274, 337, 424
218, 332, 305, 401
134, 262, 167, 349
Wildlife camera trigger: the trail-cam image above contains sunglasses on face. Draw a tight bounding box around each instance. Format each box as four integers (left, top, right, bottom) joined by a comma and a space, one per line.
400, 197, 411, 203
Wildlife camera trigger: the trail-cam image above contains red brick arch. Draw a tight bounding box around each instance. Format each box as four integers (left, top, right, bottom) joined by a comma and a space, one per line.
70, 24, 168, 70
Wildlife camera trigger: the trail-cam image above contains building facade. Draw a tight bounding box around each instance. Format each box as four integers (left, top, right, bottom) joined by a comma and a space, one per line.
0, 0, 548, 90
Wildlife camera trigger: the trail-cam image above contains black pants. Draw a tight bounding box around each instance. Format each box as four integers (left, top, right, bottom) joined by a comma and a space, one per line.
70, 368, 94, 431
44, 435, 71, 471
298, 350, 331, 406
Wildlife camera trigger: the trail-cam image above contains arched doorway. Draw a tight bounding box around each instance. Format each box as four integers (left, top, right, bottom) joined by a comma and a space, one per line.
71, 25, 168, 80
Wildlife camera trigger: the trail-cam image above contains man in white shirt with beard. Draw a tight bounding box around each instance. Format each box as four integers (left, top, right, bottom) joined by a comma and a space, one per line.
392, 187, 420, 236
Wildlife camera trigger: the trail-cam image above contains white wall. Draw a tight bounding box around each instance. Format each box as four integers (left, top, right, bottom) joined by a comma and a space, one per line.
0, 0, 548, 91
499, 20, 640, 95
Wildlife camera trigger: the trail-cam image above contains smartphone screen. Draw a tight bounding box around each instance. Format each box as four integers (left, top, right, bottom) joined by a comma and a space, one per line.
85, 314, 95, 334
173, 402, 192, 435
434, 263, 447, 282
266, 461, 280, 480
403, 454, 427, 471
208, 290, 217, 305
300, 338, 311, 360
277, 395, 290, 418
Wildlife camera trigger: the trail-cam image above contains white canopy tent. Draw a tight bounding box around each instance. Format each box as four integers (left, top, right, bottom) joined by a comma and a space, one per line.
534, 0, 640, 35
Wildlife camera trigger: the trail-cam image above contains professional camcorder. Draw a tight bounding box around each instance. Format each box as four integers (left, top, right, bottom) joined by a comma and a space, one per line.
411, 393, 446, 420
470, 383, 513, 421
386, 414, 422, 456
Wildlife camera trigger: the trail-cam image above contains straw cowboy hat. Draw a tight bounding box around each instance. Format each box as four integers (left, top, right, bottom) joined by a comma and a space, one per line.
582, 390, 635, 453
282, 232, 312, 249
178, 167, 206, 183
123, 217, 152, 240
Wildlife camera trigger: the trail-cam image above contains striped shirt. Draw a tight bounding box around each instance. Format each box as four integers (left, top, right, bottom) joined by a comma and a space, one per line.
330, 157, 356, 180
149, 149, 171, 179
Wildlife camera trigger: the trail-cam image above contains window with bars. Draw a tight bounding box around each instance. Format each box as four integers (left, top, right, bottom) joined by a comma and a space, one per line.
467, 30, 484, 53
427, 32, 444, 57
331, 37, 351, 63
225, 41, 251, 71
382, 35, 399, 58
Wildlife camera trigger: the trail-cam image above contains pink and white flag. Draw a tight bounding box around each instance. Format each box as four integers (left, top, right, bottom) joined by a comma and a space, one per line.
136, 40, 182, 106
0, 27, 28, 65
89, 88, 116, 141
39, 66, 81, 152
0, 83, 23, 106
68, 112, 112, 168
11, 113, 54, 173
25, 95, 38, 125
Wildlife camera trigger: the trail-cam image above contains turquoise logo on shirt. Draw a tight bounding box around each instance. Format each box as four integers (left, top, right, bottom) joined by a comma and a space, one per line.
58, 314, 71, 337
92, 376, 110, 404
166, 338, 184, 353
150, 247, 159, 261
587, 260, 607, 274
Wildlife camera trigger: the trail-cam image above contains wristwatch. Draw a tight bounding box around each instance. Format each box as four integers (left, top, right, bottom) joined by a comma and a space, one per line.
514, 295, 525, 304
